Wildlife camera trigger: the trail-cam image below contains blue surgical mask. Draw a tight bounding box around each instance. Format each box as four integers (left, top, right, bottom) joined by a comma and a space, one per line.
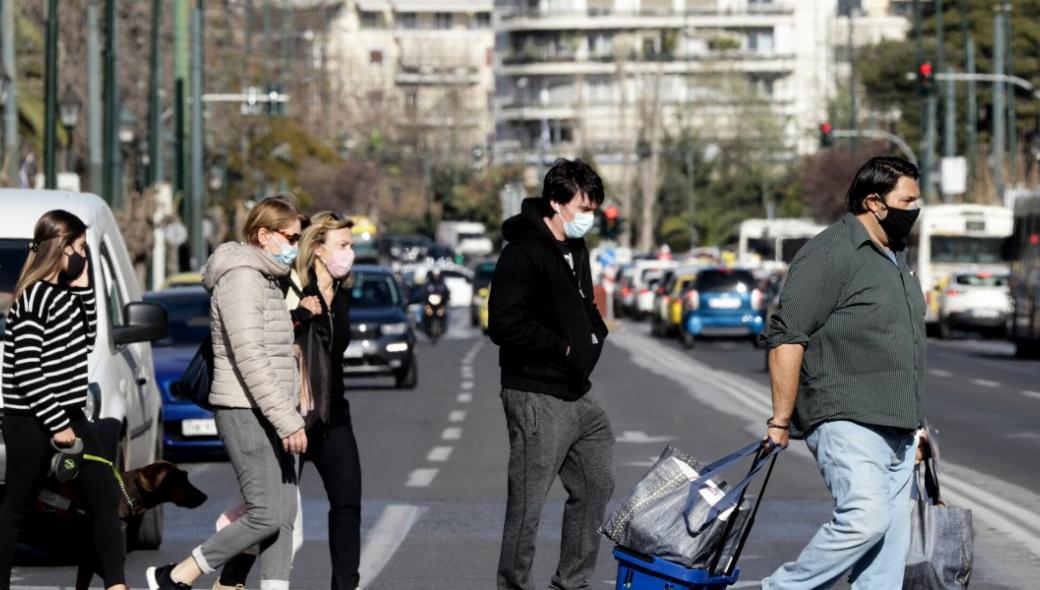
557, 204, 595, 239
271, 242, 299, 266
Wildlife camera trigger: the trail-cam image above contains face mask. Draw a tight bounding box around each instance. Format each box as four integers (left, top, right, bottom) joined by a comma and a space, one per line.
323, 248, 355, 279
271, 240, 299, 266
62, 248, 87, 282
556, 203, 595, 239
876, 204, 920, 245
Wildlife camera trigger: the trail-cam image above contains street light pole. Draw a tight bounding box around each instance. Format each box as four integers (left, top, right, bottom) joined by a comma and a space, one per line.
189, 0, 205, 270
992, 9, 1006, 205
1, 0, 17, 185
87, 0, 103, 196
43, 0, 58, 189
59, 85, 81, 173
104, 0, 122, 207
148, 0, 163, 185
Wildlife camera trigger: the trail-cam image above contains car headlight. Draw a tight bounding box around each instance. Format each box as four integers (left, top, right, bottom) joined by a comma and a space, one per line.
428, 294, 443, 305
381, 322, 409, 336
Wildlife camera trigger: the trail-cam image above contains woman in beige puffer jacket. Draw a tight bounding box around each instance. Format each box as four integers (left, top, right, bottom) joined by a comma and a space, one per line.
146, 197, 307, 590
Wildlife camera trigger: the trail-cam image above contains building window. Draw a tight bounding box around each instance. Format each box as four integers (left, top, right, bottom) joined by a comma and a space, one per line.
398, 12, 417, 29
369, 49, 383, 64
405, 90, 418, 112
435, 12, 452, 29
474, 12, 492, 29
747, 28, 774, 53
359, 11, 379, 29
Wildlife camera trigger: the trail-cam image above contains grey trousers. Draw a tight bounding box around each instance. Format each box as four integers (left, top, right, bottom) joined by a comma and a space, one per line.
497, 388, 616, 590
194, 409, 298, 590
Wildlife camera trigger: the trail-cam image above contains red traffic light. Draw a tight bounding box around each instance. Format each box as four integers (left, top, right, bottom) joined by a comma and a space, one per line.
918, 61, 933, 79
604, 204, 619, 220
820, 122, 833, 134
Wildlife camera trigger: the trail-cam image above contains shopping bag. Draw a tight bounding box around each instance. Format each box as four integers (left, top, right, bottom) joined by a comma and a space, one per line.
601, 442, 779, 569
902, 433, 973, 590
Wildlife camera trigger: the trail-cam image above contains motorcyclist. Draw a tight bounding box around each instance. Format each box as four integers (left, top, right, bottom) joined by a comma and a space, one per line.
425, 268, 450, 301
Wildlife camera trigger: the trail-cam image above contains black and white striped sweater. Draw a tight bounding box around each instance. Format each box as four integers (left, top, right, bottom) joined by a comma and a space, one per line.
2, 281, 97, 432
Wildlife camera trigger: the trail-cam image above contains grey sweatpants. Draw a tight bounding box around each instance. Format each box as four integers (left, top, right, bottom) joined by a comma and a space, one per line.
194, 409, 298, 590
497, 388, 616, 590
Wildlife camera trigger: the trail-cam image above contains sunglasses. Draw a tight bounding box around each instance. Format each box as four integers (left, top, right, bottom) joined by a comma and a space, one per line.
271, 228, 301, 245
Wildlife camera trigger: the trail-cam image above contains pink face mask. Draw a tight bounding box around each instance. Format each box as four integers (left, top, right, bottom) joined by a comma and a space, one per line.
323, 248, 355, 279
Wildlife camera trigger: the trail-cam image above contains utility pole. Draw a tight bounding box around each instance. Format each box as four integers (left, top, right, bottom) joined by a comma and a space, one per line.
992, 9, 1006, 205
1003, 3, 1016, 186
1, 0, 17, 185
86, 0, 102, 196
103, 0, 121, 207
959, 0, 976, 187
43, 0, 58, 189
174, 0, 189, 201
847, 1, 857, 152
913, 0, 933, 197
685, 137, 696, 247
189, 0, 205, 270
148, 0, 163, 185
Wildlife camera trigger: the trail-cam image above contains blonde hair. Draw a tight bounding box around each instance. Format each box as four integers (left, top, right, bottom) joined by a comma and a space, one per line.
13, 210, 88, 302
295, 211, 354, 290
243, 195, 302, 246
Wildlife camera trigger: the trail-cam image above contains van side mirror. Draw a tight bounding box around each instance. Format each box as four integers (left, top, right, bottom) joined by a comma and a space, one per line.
113, 302, 169, 346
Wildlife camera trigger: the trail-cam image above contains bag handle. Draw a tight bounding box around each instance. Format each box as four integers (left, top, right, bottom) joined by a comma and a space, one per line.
682, 441, 783, 535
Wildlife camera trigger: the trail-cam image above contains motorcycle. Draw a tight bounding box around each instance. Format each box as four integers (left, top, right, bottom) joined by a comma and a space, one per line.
423, 290, 447, 343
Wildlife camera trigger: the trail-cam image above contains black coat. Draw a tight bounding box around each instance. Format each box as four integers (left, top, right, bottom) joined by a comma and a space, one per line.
488, 198, 608, 400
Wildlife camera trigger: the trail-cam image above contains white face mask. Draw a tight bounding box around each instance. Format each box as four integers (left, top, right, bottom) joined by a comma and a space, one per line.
556, 202, 595, 239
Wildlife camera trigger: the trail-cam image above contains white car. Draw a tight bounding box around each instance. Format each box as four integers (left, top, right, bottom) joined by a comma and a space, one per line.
0, 190, 169, 548
937, 271, 1013, 338
441, 267, 474, 308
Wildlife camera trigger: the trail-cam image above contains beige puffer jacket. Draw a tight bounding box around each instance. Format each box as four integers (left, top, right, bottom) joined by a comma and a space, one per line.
202, 242, 304, 438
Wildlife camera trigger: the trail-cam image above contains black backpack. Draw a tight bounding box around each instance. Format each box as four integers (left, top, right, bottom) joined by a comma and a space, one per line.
173, 335, 215, 410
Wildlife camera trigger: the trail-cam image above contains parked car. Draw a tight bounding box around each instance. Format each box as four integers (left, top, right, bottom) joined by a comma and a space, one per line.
0, 190, 169, 549
679, 268, 765, 349
937, 271, 1013, 338
612, 264, 638, 318
143, 287, 224, 459
652, 271, 696, 337
345, 265, 418, 388
636, 270, 665, 319
471, 261, 496, 327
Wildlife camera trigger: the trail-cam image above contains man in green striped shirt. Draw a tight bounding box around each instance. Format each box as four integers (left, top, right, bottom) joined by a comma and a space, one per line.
762, 157, 926, 589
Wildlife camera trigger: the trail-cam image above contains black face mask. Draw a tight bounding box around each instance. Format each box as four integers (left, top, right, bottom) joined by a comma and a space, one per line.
61, 248, 87, 283
877, 206, 920, 246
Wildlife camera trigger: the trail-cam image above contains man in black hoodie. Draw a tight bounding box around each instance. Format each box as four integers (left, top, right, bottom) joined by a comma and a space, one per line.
489, 158, 614, 590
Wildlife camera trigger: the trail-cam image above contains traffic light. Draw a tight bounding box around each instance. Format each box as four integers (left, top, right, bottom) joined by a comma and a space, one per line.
601, 204, 621, 240
819, 122, 833, 148
917, 61, 934, 96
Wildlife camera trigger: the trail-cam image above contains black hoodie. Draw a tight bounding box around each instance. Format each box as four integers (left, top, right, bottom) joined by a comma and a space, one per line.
489, 198, 609, 400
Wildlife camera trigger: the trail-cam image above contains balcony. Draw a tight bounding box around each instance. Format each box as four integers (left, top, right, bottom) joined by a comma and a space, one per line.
497, 51, 796, 77
396, 66, 482, 86
496, 4, 794, 33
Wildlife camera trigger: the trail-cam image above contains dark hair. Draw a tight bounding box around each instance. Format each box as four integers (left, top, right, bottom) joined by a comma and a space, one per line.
846, 156, 920, 214
14, 210, 88, 301
542, 158, 605, 212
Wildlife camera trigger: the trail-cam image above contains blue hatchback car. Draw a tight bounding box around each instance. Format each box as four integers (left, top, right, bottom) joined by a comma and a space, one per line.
680, 268, 765, 349
144, 287, 224, 459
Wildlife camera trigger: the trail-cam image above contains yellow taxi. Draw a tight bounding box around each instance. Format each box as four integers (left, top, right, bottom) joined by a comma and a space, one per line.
476, 286, 491, 334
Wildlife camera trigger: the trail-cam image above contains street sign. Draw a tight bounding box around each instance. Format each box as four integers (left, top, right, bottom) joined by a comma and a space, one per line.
165, 221, 188, 247
941, 157, 967, 196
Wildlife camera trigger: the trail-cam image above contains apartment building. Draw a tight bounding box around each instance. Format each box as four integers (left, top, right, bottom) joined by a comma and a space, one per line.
324, 0, 496, 159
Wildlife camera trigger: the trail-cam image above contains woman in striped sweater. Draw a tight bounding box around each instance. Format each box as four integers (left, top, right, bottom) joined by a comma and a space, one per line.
0, 210, 128, 590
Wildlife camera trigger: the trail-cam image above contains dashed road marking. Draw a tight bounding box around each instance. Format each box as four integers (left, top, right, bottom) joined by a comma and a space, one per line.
428, 446, 453, 462
971, 378, 1000, 388
405, 468, 439, 487
441, 427, 462, 440
616, 430, 676, 444
460, 380, 474, 390
1023, 390, 1040, 400
449, 410, 466, 422
457, 393, 473, 403
359, 504, 427, 587
928, 368, 954, 378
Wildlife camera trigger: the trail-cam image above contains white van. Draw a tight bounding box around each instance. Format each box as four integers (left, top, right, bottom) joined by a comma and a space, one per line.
0, 190, 169, 548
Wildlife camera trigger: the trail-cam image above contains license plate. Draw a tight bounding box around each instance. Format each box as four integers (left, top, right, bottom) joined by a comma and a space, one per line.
708, 297, 741, 310
972, 309, 999, 318
345, 343, 364, 359
182, 418, 217, 437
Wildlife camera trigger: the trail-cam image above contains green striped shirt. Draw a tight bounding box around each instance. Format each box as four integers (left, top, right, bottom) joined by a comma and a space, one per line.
767, 212, 926, 438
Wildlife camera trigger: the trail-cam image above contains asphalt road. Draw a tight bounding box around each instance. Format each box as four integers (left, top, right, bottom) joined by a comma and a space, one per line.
10, 314, 1040, 589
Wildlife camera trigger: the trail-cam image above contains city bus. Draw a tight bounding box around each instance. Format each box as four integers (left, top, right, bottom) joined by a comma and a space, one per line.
1008, 192, 1040, 358
910, 204, 1013, 329
737, 218, 826, 270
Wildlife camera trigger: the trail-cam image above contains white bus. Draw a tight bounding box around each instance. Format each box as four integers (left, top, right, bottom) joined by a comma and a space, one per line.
911, 204, 1013, 326
737, 218, 827, 270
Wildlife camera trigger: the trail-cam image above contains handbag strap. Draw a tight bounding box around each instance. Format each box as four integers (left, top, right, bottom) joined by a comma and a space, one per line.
682, 442, 783, 534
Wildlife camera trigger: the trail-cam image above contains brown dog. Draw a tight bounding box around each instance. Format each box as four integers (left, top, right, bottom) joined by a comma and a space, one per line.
72, 460, 208, 590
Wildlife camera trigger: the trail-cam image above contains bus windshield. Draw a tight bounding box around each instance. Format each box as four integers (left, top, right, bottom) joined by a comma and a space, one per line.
930, 236, 1005, 264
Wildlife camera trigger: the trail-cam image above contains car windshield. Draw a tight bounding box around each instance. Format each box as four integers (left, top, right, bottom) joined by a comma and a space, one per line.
696, 270, 756, 292
0, 239, 31, 339
954, 274, 1008, 287
350, 273, 400, 308
144, 292, 211, 347
930, 236, 1005, 264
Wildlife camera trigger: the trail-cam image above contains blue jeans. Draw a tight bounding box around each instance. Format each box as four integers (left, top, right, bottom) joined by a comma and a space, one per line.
762, 420, 916, 590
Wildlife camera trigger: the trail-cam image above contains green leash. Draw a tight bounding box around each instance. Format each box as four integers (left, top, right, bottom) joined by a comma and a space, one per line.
84, 453, 137, 512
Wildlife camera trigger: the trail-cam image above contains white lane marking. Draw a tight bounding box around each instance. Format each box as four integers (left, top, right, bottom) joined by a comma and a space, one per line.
616, 430, 676, 444
441, 427, 462, 440
358, 504, 427, 588
461, 367, 475, 378
460, 380, 474, 390
457, 392, 473, 403
449, 410, 467, 422
406, 468, 439, 487
928, 368, 954, 378
620, 456, 662, 468
971, 378, 1000, 388
428, 446, 453, 462
1023, 390, 1040, 399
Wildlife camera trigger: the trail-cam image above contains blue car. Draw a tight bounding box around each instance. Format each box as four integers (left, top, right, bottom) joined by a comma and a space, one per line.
144, 287, 224, 459
680, 268, 765, 349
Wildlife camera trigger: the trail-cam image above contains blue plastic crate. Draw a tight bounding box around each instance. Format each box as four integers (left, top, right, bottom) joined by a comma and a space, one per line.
613, 548, 740, 590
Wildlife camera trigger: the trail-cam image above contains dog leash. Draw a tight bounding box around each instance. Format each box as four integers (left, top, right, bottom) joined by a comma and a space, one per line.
84, 453, 138, 512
